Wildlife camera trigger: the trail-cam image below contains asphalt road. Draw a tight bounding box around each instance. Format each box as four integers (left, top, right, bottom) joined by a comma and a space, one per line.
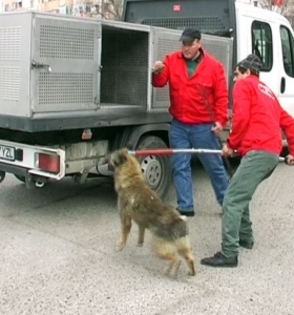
0, 160, 294, 315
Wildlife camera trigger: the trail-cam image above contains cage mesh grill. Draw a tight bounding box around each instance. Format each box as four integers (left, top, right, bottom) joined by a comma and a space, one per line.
202, 41, 228, 70
155, 38, 181, 103
39, 25, 95, 60
141, 17, 225, 32
39, 73, 93, 105
0, 67, 20, 101
100, 29, 148, 105
0, 26, 21, 61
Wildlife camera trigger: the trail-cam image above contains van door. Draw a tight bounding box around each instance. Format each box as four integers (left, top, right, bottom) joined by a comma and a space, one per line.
276, 22, 294, 118
250, 18, 294, 118
251, 20, 280, 96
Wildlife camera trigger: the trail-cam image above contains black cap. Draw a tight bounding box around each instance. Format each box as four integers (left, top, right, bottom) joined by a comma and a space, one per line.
237, 54, 262, 76
179, 27, 201, 42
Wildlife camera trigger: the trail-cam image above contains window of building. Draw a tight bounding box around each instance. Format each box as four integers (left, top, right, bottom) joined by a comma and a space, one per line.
251, 21, 273, 71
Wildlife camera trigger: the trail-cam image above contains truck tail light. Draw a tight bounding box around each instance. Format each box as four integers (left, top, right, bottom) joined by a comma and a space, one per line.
38, 153, 60, 174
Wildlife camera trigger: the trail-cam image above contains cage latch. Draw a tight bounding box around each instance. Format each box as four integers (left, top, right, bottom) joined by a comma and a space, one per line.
31, 61, 52, 72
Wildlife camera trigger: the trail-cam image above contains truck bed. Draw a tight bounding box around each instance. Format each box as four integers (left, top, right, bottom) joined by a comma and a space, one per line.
0, 11, 232, 132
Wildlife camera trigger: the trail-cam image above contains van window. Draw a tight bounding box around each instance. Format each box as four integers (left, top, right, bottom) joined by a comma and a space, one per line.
251, 21, 273, 71
280, 26, 294, 77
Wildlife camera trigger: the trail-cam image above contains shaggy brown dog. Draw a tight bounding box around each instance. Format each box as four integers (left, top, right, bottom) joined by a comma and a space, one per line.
109, 148, 195, 277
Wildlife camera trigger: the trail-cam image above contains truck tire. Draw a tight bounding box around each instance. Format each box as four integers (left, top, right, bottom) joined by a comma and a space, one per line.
14, 174, 26, 183
136, 135, 172, 200
0, 171, 5, 183
14, 174, 47, 188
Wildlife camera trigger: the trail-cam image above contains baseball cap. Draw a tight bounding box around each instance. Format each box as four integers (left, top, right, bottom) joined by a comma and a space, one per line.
237, 54, 262, 76
179, 27, 201, 42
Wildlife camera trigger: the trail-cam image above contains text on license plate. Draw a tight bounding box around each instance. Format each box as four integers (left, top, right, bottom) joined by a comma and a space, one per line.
0, 145, 15, 161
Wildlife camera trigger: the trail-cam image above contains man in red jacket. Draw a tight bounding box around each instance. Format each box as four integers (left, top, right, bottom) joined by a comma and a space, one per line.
152, 27, 229, 217
201, 54, 294, 268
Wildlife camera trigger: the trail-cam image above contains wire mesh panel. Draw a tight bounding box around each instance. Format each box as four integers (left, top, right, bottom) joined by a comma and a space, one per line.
32, 15, 100, 113
152, 30, 182, 109
0, 26, 21, 102
201, 36, 233, 82
124, 0, 232, 37
38, 25, 95, 60
38, 73, 94, 105
142, 17, 227, 35
100, 25, 149, 107
0, 26, 21, 62
0, 67, 20, 102
0, 13, 31, 118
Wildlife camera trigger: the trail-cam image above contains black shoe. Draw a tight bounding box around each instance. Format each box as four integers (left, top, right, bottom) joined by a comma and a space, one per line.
239, 239, 254, 249
200, 252, 238, 268
177, 208, 195, 217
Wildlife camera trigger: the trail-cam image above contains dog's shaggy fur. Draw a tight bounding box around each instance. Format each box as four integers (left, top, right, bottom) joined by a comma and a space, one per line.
109, 148, 195, 277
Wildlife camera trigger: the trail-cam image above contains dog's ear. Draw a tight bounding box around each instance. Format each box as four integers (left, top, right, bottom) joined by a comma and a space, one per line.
112, 149, 128, 167
118, 149, 128, 164
121, 148, 129, 154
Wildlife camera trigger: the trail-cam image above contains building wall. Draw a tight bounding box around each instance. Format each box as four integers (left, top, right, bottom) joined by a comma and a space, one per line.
0, 0, 107, 16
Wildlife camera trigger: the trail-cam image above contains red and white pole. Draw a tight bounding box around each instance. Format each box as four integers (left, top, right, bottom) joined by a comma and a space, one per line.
128, 148, 286, 163
128, 148, 222, 156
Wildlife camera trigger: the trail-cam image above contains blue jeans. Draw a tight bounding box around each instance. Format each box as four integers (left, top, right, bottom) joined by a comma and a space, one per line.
169, 119, 229, 212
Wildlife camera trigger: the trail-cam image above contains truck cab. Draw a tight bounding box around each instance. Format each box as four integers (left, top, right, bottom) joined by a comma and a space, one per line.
235, 2, 294, 118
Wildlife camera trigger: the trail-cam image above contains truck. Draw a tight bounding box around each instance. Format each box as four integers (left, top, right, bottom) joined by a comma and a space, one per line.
0, 0, 293, 199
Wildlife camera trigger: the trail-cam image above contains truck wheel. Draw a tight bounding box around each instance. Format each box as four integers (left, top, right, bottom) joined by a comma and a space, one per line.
0, 171, 6, 183
13, 174, 47, 188
14, 174, 26, 183
136, 135, 172, 200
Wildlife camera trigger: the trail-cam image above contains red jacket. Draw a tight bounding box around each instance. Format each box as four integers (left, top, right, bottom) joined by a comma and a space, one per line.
227, 75, 294, 156
152, 49, 228, 126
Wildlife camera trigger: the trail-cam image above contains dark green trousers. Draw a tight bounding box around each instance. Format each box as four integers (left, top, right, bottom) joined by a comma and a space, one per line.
221, 150, 279, 257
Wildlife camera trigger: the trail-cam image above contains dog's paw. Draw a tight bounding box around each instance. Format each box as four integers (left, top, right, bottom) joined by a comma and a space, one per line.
115, 241, 126, 251
188, 270, 196, 276
168, 268, 180, 279
163, 267, 172, 276
137, 242, 144, 247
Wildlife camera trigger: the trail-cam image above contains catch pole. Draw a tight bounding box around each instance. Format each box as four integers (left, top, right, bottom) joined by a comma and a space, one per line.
128, 148, 222, 156
128, 148, 286, 163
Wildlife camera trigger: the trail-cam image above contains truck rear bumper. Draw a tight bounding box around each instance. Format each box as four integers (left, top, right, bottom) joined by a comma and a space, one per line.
0, 162, 28, 177
0, 139, 65, 180
0, 163, 50, 188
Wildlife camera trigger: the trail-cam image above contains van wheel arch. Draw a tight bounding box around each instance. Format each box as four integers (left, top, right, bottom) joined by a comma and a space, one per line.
136, 135, 172, 200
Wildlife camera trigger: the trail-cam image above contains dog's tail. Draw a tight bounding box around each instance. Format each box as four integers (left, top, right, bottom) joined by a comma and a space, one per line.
151, 216, 188, 241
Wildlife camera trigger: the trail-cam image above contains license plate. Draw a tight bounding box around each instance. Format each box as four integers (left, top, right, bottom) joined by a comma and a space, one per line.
0, 145, 15, 161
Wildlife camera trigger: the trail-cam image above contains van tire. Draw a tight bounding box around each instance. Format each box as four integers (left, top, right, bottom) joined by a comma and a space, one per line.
13, 174, 47, 188
136, 135, 172, 200
14, 174, 26, 183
